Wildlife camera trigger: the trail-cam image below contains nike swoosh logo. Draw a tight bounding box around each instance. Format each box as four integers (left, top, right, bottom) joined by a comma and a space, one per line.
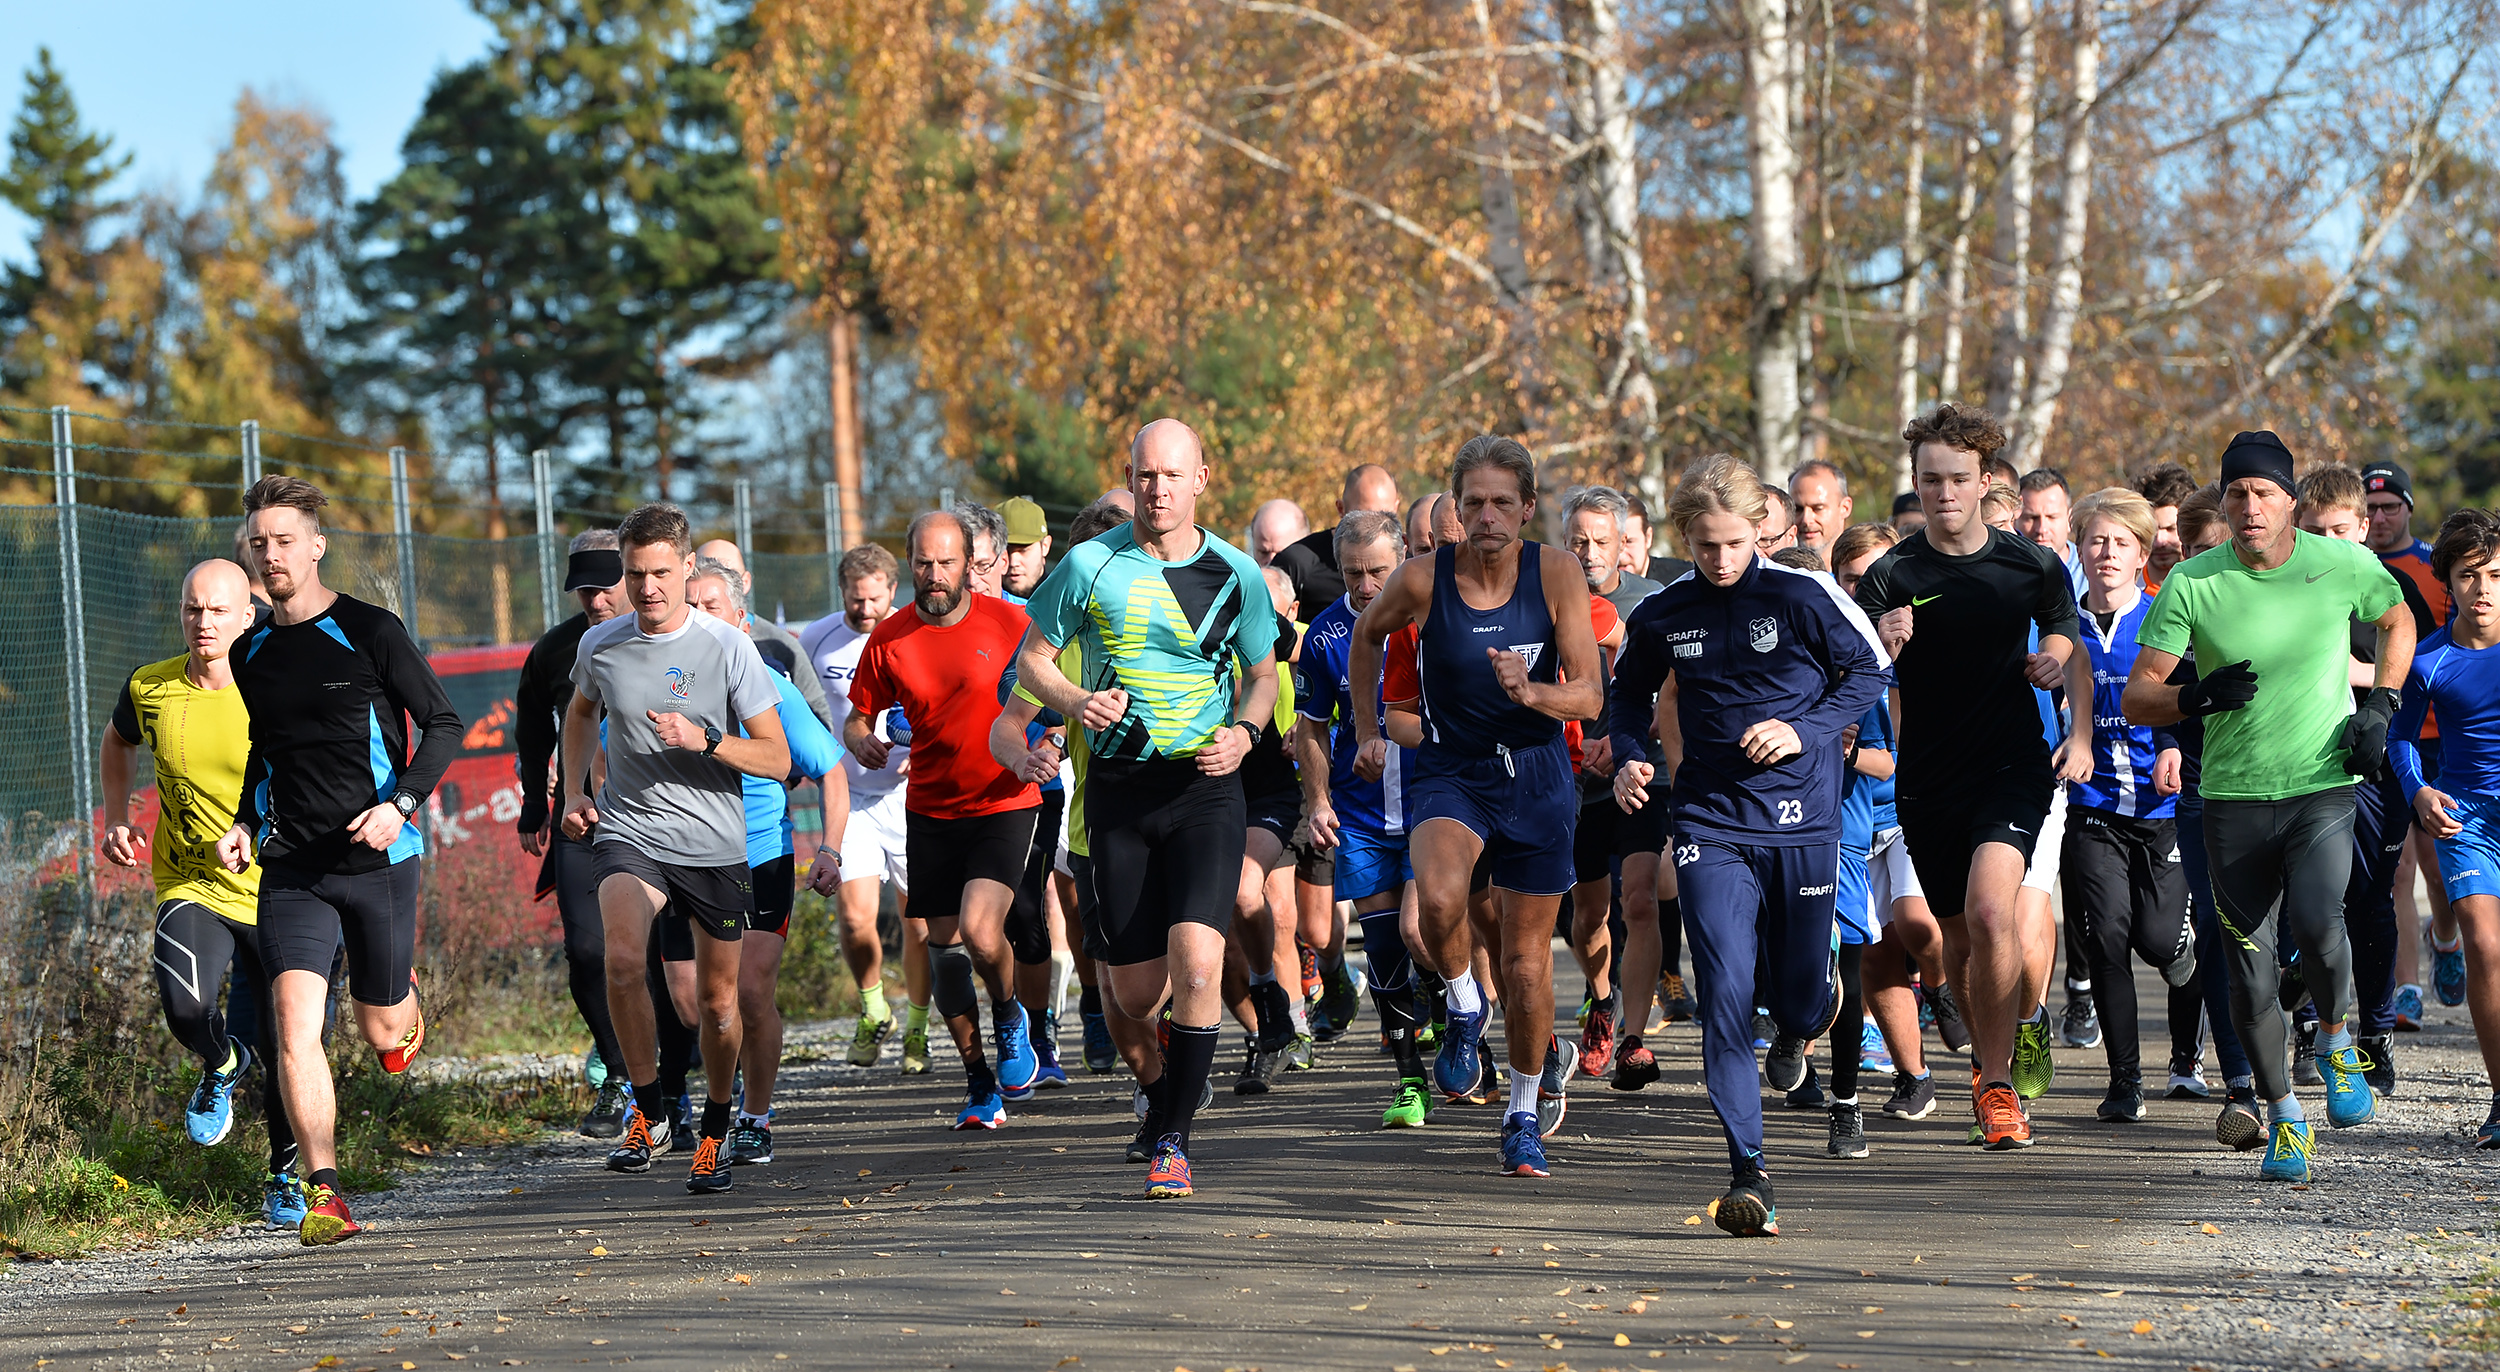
1911, 594, 1943, 606
2008, 825, 2031, 835
2306, 572, 2328, 583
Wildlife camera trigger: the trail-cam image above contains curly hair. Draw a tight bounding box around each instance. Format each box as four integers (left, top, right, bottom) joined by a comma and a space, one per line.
2134, 461, 2199, 510
2433, 508, 2500, 585
1902, 402, 2008, 471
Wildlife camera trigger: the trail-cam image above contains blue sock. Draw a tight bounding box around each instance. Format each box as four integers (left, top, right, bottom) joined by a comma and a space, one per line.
2322, 1025, 2354, 1054
2267, 1094, 2307, 1126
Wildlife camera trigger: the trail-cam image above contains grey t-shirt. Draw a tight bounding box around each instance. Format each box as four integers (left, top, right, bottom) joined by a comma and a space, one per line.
573, 606, 783, 867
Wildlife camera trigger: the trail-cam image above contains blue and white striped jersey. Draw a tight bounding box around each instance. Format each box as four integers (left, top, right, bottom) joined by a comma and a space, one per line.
2068, 590, 2177, 819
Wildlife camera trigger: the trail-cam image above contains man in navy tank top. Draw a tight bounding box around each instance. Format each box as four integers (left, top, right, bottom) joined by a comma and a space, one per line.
1349, 435, 1604, 1178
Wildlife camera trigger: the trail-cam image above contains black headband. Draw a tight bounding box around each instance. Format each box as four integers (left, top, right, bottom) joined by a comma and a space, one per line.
563, 548, 624, 591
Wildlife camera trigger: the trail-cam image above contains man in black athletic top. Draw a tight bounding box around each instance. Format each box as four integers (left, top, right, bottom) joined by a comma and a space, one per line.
216, 476, 461, 1244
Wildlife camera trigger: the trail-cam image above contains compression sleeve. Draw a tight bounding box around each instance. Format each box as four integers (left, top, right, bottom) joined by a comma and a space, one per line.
513, 630, 562, 831
2392, 655, 2435, 799
1606, 613, 1672, 767
375, 609, 462, 804
110, 673, 141, 746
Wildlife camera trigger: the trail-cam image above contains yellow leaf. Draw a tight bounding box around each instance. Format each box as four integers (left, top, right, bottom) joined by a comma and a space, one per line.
289, 1326, 310, 1335
2200, 1223, 2220, 1235
1614, 1334, 1631, 1347
1857, 1331, 1876, 1338
1682, 1215, 1703, 1226
1541, 1243, 1559, 1251
732, 1274, 754, 1286
1079, 1252, 1100, 1259
2133, 1321, 2153, 1334
1544, 1261, 1561, 1268
1774, 1320, 1794, 1330
1349, 1303, 1370, 1312
588, 1246, 608, 1257
1717, 1336, 1741, 1345
1781, 1357, 1811, 1366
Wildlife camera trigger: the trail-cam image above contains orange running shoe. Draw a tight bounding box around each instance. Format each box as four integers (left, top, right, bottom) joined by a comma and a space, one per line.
1975, 1083, 2032, 1149
379, 974, 425, 1074
298, 1184, 363, 1246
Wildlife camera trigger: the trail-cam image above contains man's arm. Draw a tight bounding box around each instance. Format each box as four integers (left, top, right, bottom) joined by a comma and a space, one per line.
1349, 560, 1431, 747
988, 690, 1063, 783
2047, 632, 2095, 783
513, 633, 562, 845
2372, 598, 2417, 691
2122, 649, 2190, 726
559, 691, 605, 838
100, 724, 144, 868
1605, 612, 1670, 769
648, 705, 790, 782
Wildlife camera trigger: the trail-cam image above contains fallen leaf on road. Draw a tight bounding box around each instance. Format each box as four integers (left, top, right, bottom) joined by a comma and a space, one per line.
1682, 1216, 1702, 1226
1542, 1243, 1559, 1251
783, 1237, 798, 1244
1544, 1261, 1561, 1268
858, 1169, 872, 1177
172, 1305, 185, 1315
2133, 1321, 2153, 1335
1615, 1334, 1631, 1346
2100, 1290, 2125, 1298
1350, 1303, 1370, 1312
732, 1274, 754, 1286
1493, 1362, 1513, 1369
1079, 1252, 1100, 1258
1430, 1347, 1450, 1355
1490, 1246, 1504, 1255
1253, 1233, 1272, 1239
1857, 1331, 1875, 1338
1055, 1359, 1079, 1368
588, 1246, 607, 1257
590, 1341, 607, 1347
1773, 1321, 1794, 1330
1626, 1300, 1648, 1314
2013, 1273, 2036, 1282
1780, 1356, 1810, 1365
290, 1326, 310, 1335
1717, 1336, 1740, 1345
2200, 1224, 2220, 1236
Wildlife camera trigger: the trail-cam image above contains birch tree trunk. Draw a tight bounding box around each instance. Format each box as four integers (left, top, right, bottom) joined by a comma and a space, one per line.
1742, 0, 1808, 486
1983, 0, 2038, 425
1468, 0, 1549, 441
2008, 0, 2100, 471
1890, 0, 1931, 491
1937, 6, 1986, 402
1570, 0, 1660, 497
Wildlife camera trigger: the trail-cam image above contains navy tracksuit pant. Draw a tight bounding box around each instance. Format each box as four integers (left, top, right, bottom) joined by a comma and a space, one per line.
1678, 835, 1840, 1176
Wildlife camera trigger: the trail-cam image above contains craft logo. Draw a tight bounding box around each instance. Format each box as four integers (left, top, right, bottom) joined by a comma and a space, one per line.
1748, 616, 1779, 653
666, 666, 693, 701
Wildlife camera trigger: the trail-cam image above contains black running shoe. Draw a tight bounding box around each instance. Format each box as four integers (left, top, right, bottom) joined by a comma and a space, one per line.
1125, 1110, 1157, 1164
1714, 1169, 1778, 1237
607, 1106, 665, 1173
2096, 1076, 2146, 1123
2293, 1022, 2324, 1086
1234, 1035, 1283, 1095
2216, 1085, 2264, 1151
2358, 1033, 2396, 1098
1783, 1063, 1825, 1110
580, 1080, 630, 1140
1827, 1101, 1868, 1159
686, 1135, 733, 1194
727, 1120, 773, 1165
1925, 983, 1970, 1053
1763, 1033, 1810, 1094
1881, 1069, 1936, 1120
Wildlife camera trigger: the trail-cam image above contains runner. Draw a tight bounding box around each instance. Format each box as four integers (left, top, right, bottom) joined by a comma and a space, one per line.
997, 496, 1075, 1091
1276, 464, 1403, 614
1852, 404, 2094, 1151
1348, 434, 1602, 1179
685, 560, 849, 1165
1229, 568, 1311, 1093
1013, 418, 1281, 1198
515, 529, 634, 1137
2060, 488, 2198, 1124
1622, 493, 1694, 1030
2122, 431, 2413, 1181
693, 539, 835, 728
215, 476, 462, 1243
846, 510, 1046, 1130
1789, 460, 1855, 566
2391, 508, 2500, 1145
1757, 488, 1797, 555
559, 502, 792, 1195
800, 546, 934, 1073
102, 559, 305, 1227
1608, 454, 1887, 1233
2136, 462, 2199, 590
1248, 499, 1309, 567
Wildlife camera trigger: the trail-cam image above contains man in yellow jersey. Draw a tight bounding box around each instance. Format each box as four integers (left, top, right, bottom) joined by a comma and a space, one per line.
100, 559, 311, 1229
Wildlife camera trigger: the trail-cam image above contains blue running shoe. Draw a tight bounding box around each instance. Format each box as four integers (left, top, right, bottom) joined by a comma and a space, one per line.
954, 1087, 1007, 1130
1751, 1008, 1773, 1051
1500, 1111, 1549, 1177
1033, 1037, 1072, 1090
1434, 1008, 1487, 1100
1081, 1008, 1117, 1072
185, 1038, 252, 1146
2435, 936, 2469, 1009
263, 1171, 309, 1229
2321, 1043, 2377, 1127
2478, 1097, 2500, 1150
995, 1002, 1040, 1095
2260, 1119, 2314, 1182
2393, 983, 2425, 1032
1859, 1019, 1893, 1074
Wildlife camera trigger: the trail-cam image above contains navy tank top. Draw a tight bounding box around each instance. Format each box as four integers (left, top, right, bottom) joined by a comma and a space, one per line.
1418, 540, 1563, 758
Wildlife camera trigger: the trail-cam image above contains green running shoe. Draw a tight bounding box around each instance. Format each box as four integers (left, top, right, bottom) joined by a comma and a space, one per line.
2260, 1118, 2314, 1182
2012, 1015, 2056, 1100
1382, 1076, 1432, 1129
900, 1023, 932, 1075
849, 1010, 894, 1067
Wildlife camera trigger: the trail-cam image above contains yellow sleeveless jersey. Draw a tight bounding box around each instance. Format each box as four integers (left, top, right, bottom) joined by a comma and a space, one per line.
114, 655, 261, 923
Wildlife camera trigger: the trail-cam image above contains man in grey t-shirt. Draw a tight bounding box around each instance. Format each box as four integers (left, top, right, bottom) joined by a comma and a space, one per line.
562, 504, 791, 1193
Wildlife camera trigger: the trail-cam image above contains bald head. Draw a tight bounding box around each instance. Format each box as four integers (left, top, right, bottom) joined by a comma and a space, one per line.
180, 559, 255, 665
1126, 418, 1210, 541
1129, 418, 1204, 467
693, 539, 750, 592
1249, 499, 1309, 564
1340, 464, 1400, 517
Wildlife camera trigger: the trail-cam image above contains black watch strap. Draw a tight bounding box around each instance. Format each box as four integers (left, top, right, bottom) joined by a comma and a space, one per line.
703, 725, 725, 756
392, 791, 422, 818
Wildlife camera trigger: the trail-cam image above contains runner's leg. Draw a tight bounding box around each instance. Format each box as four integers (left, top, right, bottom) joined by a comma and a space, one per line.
554, 836, 626, 1079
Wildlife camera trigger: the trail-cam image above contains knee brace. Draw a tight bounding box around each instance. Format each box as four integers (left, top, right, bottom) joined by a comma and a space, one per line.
929, 941, 980, 1021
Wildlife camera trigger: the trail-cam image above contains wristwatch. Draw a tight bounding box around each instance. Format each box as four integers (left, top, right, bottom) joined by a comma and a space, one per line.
1231, 720, 1259, 745
702, 725, 724, 756
391, 791, 421, 819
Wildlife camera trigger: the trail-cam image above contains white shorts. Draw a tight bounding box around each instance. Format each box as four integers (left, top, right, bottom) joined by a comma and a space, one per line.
2021, 788, 2070, 895
839, 786, 910, 890
1869, 825, 1923, 930
1052, 759, 1075, 878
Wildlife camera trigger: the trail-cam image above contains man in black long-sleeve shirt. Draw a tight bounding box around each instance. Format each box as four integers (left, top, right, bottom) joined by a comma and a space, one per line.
217, 476, 461, 1246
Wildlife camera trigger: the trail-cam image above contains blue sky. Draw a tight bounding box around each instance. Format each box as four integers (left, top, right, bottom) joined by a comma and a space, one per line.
0, 0, 495, 260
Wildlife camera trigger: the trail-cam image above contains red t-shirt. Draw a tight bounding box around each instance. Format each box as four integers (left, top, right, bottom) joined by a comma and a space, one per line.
1379, 594, 1617, 767
848, 596, 1040, 819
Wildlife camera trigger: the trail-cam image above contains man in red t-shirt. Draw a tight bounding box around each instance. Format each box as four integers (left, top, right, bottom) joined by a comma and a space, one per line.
847, 510, 1049, 1130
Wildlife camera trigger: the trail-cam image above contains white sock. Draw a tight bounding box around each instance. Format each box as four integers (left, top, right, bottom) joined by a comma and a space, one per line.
1446, 972, 1484, 1016
736, 1111, 768, 1129
1508, 1066, 1540, 1116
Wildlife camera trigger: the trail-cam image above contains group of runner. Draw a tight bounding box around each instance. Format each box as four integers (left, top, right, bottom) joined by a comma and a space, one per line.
101, 398, 2500, 1243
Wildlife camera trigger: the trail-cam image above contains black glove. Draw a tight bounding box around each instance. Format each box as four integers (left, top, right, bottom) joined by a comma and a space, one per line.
2342, 686, 2399, 780
2177, 659, 2259, 717
517, 790, 548, 836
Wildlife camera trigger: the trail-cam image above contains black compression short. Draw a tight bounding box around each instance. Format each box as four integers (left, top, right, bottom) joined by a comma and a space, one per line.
257, 859, 420, 1006
747, 852, 797, 939
1245, 787, 1301, 849
1007, 791, 1065, 965
906, 805, 1042, 924
1893, 756, 2053, 920
595, 842, 750, 944
1087, 757, 1245, 966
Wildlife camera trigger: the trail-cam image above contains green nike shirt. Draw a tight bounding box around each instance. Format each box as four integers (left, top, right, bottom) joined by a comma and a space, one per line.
2136, 531, 2402, 801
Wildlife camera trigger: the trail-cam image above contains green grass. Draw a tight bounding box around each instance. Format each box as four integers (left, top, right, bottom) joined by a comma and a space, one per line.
2428, 1259, 2500, 1352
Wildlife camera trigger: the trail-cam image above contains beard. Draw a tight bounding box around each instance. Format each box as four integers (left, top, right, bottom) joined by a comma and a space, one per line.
915, 580, 966, 618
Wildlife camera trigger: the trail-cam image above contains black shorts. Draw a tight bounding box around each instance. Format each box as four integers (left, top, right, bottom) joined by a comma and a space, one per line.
1572, 799, 1621, 885
747, 852, 797, 939
1008, 791, 1066, 965
595, 841, 750, 944
1894, 757, 2054, 921
1246, 787, 1302, 849
907, 805, 1043, 924
1613, 781, 1671, 859
1087, 758, 1246, 966
258, 859, 420, 1007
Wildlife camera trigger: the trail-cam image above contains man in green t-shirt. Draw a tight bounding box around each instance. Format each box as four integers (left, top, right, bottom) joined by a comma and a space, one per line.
2124, 431, 2413, 1183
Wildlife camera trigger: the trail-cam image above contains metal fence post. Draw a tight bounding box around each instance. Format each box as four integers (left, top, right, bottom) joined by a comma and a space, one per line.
389, 446, 419, 641
822, 482, 841, 620
533, 449, 559, 633
734, 477, 754, 555
52, 406, 92, 882
240, 419, 261, 489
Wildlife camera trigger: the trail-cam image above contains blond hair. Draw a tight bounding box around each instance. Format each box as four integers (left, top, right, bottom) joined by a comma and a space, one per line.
1667, 454, 1770, 539
2070, 486, 2157, 553
1979, 482, 2021, 527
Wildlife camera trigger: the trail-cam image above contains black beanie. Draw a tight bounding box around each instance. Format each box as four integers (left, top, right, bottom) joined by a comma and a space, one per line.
2218, 431, 2296, 498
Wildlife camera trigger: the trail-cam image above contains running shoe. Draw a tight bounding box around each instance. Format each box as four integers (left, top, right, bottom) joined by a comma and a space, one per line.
848, 1011, 893, 1067
1499, 1111, 1549, 1177
2277, 953, 2311, 1014
1299, 943, 1322, 1004
2165, 1057, 2210, 1100
1320, 962, 1364, 1039
727, 1119, 773, 1165
1538, 1037, 1578, 1139
1580, 996, 1618, 1078
1783, 1065, 1825, 1110
1234, 1035, 1283, 1095
264, 1171, 308, 1229
1750, 1008, 1774, 1051
2057, 994, 2101, 1050
2478, 1095, 2500, 1150
1763, 1032, 1809, 1094
2434, 934, 2469, 1008
994, 1003, 1040, 1095
1925, 983, 1970, 1053
2359, 1033, 2396, 1097
2012, 1015, 2056, 1100
1382, 1077, 1432, 1129
607, 1106, 667, 1172
2260, 1118, 2314, 1183
2393, 985, 2425, 1033
2216, 1086, 2264, 1151
687, 1135, 734, 1193
1828, 1101, 1868, 1159
1859, 1019, 1893, 1074
1882, 1070, 1936, 1120
954, 1086, 1007, 1130
1611, 1038, 1660, 1091
2320, 1041, 2378, 1128
1975, 1083, 2032, 1149
1434, 1007, 1487, 1100
378, 983, 426, 1075
901, 1022, 932, 1074
1713, 1170, 1778, 1237
184, 1038, 252, 1146
1659, 974, 1693, 1024
298, 1184, 363, 1246
1145, 1137, 1193, 1198
1033, 1015, 1072, 1090
1080, 1008, 1117, 1072
2097, 1076, 2146, 1123
1285, 1034, 1315, 1071
580, 1079, 630, 1139
669, 1094, 697, 1153
2294, 1021, 2323, 1085
1125, 1115, 1157, 1164
2158, 944, 2201, 989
